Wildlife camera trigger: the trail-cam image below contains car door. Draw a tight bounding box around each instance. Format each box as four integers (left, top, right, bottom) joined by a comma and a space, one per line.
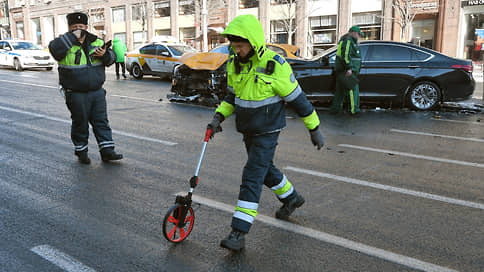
361, 44, 416, 99
155, 44, 172, 74
139, 44, 157, 74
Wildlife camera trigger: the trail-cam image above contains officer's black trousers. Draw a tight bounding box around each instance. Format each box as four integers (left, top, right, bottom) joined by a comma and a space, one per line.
65, 88, 114, 153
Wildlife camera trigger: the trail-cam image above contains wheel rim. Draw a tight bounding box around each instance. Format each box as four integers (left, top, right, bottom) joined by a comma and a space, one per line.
410, 83, 439, 110
162, 204, 194, 243
133, 65, 141, 77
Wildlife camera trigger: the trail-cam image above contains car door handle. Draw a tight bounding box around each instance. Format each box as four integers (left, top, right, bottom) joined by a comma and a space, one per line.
408, 65, 420, 68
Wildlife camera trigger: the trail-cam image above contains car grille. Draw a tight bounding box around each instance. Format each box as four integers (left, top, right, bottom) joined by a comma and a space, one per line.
33, 56, 50, 60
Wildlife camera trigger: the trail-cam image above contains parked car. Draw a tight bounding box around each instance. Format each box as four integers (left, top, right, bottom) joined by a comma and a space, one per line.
289, 41, 475, 110
168, 43, 300, 106
126, 41, 197, 80
0, 40, 55, 71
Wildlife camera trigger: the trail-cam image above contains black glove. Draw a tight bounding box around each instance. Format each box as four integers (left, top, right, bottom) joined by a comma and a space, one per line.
309, 126, 325, 150
207, 112, 224, 138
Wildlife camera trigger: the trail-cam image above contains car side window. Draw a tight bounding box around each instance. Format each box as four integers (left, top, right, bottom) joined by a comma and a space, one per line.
412, 50, 431, 61
0, 42, 4, 49
140, 45, 156, 55
367, 45, 411, 61
156, 45, 170, 56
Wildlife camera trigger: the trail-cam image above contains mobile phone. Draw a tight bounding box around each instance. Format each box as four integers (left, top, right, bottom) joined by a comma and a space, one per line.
103, 40, 112, 49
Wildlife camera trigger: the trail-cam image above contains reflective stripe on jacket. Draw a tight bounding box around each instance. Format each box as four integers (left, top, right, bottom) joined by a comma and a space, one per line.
335, 34, 361, 74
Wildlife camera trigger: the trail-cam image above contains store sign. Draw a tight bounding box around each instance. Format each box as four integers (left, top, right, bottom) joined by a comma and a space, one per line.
411, 2, 438, 10
462, 0, 484, 6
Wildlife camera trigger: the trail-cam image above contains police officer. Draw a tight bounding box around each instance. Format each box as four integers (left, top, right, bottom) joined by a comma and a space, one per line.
330, 25, 363, 115
49, 12, 123, 164
207, 14, 325, 251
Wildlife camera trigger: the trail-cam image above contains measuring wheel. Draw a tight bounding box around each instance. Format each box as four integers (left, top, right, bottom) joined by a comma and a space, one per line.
162, 201, 195, 243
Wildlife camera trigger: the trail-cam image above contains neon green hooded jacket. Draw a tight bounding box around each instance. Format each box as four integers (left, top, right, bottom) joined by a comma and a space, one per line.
112, 38, 127, 63
215, 14, 320, 135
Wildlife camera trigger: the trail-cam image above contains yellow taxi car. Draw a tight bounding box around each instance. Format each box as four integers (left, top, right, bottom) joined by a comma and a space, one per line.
126, 41, 197, 80
168, 43, 301, 106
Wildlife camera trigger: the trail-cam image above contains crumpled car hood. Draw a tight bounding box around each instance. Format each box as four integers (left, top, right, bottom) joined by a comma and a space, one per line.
180, 52, 228, 70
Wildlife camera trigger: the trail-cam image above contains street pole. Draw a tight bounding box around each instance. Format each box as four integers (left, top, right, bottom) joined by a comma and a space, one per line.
202, 0, 208, 52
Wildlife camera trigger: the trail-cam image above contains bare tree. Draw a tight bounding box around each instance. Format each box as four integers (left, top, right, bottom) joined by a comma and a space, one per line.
392, 0, 416, 42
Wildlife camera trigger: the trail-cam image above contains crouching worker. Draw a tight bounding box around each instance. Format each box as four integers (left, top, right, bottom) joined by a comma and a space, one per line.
49, 12, 123, 164
206, 14, 325, 251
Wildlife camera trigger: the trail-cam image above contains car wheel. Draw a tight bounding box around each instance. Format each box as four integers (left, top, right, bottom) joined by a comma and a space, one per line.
131, 63, 143, 79
407, 81, 441, 110
14, 59, 23, 71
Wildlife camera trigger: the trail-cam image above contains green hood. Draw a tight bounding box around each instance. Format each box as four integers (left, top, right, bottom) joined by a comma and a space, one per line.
222, 14, 266, 60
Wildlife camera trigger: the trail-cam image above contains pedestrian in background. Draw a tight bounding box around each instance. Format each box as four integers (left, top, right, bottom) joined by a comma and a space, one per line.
48, 12, 123, 164
330, 25, 363, 116
207, 14, 325, 251
113, 38, 127, 79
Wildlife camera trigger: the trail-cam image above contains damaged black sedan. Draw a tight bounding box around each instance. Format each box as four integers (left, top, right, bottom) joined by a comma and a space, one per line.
290, 41, 475, 110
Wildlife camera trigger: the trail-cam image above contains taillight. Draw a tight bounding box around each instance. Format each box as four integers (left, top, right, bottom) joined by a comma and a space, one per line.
451, 64, 473, 73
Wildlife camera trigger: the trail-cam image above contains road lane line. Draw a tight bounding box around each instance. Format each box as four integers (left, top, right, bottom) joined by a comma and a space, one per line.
181, 193, 458, 272
0, 79, 56, 89
338, 144, 484, 168
110, 94, 160, 103
390, 129, 484, 143
284, 166, 484, 210
31, 245, 96, 272
431, 118, 484, 125
0, 105, 177, 146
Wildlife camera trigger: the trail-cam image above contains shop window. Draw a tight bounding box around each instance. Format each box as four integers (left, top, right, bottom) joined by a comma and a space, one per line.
239, 0, 258, 9
410, 19, 435, 49
112, 7, 125, 23
31, 18, 41, 45
310, 15, 337, 55
179, 0, 194, 15
154, 1, 170, 18
114, 33, 127, 45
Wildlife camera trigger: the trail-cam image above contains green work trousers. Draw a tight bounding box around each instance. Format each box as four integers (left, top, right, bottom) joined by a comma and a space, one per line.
330, 79, 360, 114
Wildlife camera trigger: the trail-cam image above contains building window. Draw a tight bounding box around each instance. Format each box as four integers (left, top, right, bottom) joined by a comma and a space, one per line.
310, 15, 337, 55
352, 11, 381, 40
239, 0, 258, 9
132, 4, 146, 21
16, 21, 24, 39
180, 27, 195, 47
133, 31, 147, 48
114, 32, 126, 45
112, 7, 125, 23
154, 1, 170, 18
90, 8, 105, 24
155, 29, 171, 36
31, 18, 41, 45
270, 20, 295, 44
179, 0, 194, 15
43, 16, 55, 46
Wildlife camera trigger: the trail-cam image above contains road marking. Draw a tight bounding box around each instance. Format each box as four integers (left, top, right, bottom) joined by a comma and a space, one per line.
338, 144, 484, 169
181, 193, 458, 272
0, 79, 56, 89
0, 105, 177, 146
110, 94, 160, 103
390, 129, 484, 143
31, 245, 96, 272
284, 166, 484, 210
431, 118, 484, 126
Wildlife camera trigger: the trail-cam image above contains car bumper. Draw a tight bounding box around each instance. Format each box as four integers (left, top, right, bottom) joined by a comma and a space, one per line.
22, 60, 55, 68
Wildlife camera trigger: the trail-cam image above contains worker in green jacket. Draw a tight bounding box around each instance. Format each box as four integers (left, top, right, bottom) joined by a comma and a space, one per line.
330, 25, 363, 115
207, 14, 325, 251
112, 38, 127, 79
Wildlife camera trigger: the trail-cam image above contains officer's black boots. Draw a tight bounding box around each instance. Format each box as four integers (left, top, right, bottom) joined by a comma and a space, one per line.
116, 74, 120, 80
75, 150, 91, 164
275, 193, 305, 220
100, 148, 123, 162
220, 229, 245, 251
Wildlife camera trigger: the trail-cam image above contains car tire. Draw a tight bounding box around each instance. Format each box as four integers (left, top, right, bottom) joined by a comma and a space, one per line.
14, 59, 23, 71
407, 81, 441, 111
131, 63, 143, 79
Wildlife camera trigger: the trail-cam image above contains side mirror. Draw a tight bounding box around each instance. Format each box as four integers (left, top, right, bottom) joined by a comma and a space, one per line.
321, 56, 329, 66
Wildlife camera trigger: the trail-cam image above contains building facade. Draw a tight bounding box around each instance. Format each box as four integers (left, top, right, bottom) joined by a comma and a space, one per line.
2, 0, 470, 59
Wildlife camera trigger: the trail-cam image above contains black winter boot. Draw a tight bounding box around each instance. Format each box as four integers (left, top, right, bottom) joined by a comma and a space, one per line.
220, 229, 245, 251
74, 150, 91, 164
275, 193, 305, 220
100, 148, 123, 162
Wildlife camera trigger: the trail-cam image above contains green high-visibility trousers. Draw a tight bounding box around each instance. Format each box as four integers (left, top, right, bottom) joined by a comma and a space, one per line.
330, 79, 360, 114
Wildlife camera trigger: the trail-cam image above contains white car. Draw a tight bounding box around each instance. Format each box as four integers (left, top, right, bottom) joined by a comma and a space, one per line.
126, 42, 197, 80
0, 40, 55, 71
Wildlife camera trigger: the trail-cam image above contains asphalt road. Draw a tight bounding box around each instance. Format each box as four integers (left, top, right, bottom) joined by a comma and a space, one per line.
0, 67, 483, 272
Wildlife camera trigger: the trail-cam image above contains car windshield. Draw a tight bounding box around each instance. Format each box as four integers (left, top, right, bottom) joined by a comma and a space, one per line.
210, 45, 231, 54
311, 45, 338, 61
168, 45, 197, 56
11, 42, 43, 50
